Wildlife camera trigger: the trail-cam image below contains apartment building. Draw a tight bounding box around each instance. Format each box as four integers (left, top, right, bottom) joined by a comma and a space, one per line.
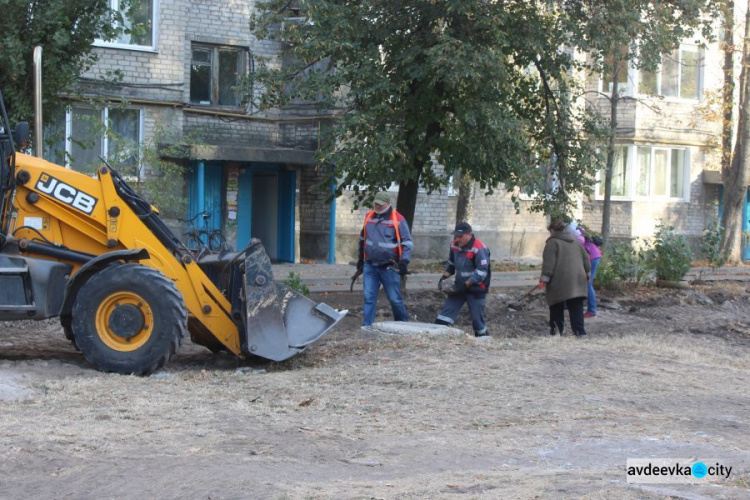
48, 1, 748, 263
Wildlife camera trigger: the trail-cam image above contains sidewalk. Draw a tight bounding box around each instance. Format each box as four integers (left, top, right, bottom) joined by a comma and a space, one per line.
271, 262, 750, 293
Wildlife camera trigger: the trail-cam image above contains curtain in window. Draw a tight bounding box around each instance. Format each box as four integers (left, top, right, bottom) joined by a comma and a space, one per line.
653, 150, 668, 196
680, 47, 701, 100
611, 147, 628, 196
636, 147, 650, 196
670, 151, 685, 198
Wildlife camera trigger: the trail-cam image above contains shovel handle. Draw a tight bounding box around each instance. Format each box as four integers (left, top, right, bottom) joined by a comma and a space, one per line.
521, 284, 540, 299
350, 268, 363, 292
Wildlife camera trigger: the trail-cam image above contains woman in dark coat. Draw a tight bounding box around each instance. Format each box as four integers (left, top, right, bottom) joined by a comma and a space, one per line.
538, 218, 591, 337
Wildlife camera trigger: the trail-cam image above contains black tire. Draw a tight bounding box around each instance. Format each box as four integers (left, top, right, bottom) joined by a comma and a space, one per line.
71, 264, 187, 375
60, 314, 79, 351
186, 236, 203, 253
208, 231, 226, 251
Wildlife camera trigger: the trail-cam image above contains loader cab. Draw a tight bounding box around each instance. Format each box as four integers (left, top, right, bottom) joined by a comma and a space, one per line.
0, 89, 30, 239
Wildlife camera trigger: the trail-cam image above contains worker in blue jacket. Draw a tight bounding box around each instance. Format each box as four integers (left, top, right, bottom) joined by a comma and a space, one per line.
435, 222, 491, 337
356, 191, 413, 326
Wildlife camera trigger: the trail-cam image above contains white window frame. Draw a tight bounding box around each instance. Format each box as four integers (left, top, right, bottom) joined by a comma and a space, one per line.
636, 44, 704, 101
53, 106, 145, 174
94, 0, 159, 52
596, 144, 690, 201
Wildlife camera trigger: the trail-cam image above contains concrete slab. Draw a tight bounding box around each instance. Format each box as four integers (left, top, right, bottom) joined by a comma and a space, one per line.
366, 321, 466, 336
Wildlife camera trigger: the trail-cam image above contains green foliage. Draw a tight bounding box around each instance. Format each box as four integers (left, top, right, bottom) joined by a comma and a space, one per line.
652, 223, 693, 281
697, 223, 725, 279
558, 1, 720, 237
0, 0, 139, 128
560, 1, 718, 75
129, 122, 191, 219
283, 272, 310, 297
594, 239, 653, 289
248, 0, 606, 222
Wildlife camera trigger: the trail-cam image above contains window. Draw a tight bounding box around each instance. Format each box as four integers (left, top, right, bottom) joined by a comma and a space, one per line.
190, 45, 245, 107
610, 147, 628, 196
638, 45, 703, 100
597, 145, 688, 200
44, 106, 143, 175
601, 54, 629, 94
95, 0, 157, 51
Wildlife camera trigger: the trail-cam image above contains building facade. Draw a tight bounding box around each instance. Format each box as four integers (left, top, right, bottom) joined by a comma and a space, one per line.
50, 1, 748, 263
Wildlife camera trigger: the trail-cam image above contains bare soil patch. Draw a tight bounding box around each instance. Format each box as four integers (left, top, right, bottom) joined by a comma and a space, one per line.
0, 282, 749, 499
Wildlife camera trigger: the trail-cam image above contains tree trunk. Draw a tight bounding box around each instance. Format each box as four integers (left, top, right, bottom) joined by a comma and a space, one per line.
721, 1, 750, 263
396, 165, 422, 293
600, 59, 620, 246
455, 171, 475, 225
722, 0, 735, 173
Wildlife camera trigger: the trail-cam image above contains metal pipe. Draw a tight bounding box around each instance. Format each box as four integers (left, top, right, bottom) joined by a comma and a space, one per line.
328, 177, 336, 264
19, 240, 95, 264
33, 46, 43, 158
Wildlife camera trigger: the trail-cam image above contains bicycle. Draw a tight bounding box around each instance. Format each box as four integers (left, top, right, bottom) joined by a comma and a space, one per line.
182, 211, 228, 256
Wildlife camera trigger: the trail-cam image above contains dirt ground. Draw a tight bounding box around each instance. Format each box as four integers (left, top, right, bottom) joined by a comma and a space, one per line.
1, 282, 750, 499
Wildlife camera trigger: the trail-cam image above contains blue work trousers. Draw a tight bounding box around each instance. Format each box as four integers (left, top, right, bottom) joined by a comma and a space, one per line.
587, 257, 601, 314
362, 261, 408, 326
436, 292, 487, 334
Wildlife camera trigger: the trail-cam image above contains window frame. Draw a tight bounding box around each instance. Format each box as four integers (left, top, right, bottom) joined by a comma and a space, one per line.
596, 144, 690, 202
94, 0, 159, 53
46, 105, 145, 175
190, 43, 247, 108
636, 44, 704, 101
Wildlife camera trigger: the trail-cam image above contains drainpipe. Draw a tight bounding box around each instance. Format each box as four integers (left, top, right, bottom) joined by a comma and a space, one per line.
33, 46, 43, 158
328, 176, 336, 264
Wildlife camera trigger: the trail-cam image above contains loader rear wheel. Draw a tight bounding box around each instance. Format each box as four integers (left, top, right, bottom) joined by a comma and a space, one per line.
71, 264, 187, 375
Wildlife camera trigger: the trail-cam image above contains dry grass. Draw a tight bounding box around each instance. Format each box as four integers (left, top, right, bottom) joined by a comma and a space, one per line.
0, 282, 749, 498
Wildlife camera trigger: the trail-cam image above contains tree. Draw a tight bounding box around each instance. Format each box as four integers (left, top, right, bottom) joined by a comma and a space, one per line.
454, 171, 475, 226
721, 0, 750, 262
248, 0, 603, 228
0, 0, 125, 128
558, 0, 719, 245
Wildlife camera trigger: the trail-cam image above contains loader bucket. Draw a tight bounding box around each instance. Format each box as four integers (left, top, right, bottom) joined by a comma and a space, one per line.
242, 239, 345, 361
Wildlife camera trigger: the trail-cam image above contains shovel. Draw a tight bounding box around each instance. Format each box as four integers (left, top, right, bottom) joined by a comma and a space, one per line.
507, 283, 543, 311
350, 267, 363, 292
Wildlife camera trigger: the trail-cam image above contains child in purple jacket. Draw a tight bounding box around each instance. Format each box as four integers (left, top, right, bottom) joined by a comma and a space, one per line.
579, 228, 602, 317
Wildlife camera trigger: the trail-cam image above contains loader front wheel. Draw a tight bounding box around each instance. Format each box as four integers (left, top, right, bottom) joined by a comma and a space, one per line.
71, 264, 187, 375
60, 315, 79, 351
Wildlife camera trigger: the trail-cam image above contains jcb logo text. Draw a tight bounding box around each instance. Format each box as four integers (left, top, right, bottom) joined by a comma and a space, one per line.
35, 174, 98, 215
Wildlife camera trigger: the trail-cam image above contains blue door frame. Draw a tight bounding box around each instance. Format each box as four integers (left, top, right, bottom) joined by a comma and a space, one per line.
277, 169, 296, 262
718, 186, 750, 261
188, 161, 223, 241
235, 163, 296, 262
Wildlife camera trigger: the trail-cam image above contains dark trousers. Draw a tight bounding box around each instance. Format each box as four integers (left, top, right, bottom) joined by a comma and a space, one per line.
549, 297, 586, 336
435, 293, 487, 334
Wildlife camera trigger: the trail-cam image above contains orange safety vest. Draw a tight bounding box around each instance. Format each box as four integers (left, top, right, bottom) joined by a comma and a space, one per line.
362, 208, 403, 260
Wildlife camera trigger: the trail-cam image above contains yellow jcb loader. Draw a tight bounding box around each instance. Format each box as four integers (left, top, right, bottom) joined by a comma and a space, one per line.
0, 90, 344, 374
